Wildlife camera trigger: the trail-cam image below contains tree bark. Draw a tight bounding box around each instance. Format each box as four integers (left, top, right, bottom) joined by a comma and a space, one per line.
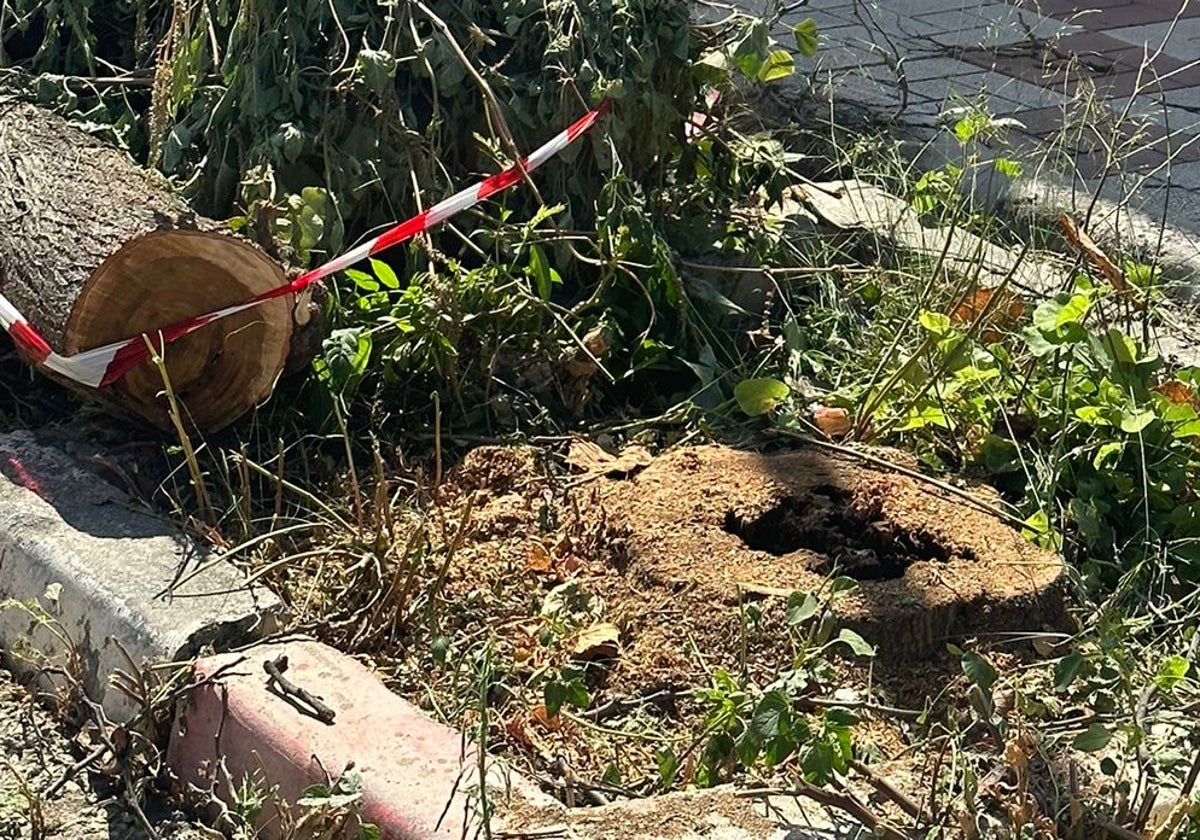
0, 102, 312, 432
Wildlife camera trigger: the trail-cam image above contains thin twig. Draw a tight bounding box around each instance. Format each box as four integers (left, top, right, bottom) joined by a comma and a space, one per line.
736, 781, 914, 840
263, 655, 336, 724
850, 759, 923, 819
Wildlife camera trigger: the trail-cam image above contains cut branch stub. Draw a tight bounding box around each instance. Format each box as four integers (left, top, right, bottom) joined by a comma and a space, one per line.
0, 102, 306, 432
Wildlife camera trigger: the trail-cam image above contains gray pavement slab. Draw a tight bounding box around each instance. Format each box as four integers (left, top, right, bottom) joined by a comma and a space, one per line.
0, 431, 282, 719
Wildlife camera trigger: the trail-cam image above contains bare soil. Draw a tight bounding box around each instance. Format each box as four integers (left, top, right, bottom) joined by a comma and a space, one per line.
0, 667, 205, 840
423, 442, 1067, 797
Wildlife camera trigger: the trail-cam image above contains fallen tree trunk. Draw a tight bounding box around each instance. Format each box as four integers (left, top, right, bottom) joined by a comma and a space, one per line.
0, 102, 312, 431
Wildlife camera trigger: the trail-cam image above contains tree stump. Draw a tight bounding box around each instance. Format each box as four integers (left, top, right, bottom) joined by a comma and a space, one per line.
0, 102, 306, 432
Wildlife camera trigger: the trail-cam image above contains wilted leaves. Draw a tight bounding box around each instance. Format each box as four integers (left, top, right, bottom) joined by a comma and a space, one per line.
950, 286, 1027, 344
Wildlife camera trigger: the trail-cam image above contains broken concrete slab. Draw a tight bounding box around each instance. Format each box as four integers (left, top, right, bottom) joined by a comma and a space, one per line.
790, 178, 1200, 369
0, 430, 282, 718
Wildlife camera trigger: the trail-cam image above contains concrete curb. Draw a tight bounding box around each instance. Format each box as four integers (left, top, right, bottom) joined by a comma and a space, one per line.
166, 638, 557, 839
0, 430, 282, 718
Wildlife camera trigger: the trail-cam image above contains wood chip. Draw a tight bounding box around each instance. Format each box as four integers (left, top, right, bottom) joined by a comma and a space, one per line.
571, 622, 621, 661
565, 438, 651, 477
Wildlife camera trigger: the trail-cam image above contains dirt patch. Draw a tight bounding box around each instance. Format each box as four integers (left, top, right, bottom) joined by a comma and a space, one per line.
0, 667, 204, 840
429, 442, 1066, 800
443, 441, 1065, 684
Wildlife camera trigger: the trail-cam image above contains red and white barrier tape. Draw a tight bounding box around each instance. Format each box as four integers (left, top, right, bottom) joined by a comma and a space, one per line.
0, 101, 610, 389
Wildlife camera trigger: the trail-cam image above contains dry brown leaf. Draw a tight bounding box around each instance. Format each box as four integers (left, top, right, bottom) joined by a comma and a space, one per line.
1060, 214, 1130, 292
951, 287, 1027, 325
565, 438, 652, 477
525, 541, 554, 574
812, 405, 852, 438
505, 716, 534, 747
1155, 380, 1200, 409
571, 622, 621, 661
531, 704, 563, 730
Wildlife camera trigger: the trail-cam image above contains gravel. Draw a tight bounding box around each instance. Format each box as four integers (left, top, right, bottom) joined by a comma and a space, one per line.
0, 666, 208, 840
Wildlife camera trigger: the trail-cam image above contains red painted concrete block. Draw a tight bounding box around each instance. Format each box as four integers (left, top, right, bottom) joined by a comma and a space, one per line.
168, 639, 479, 839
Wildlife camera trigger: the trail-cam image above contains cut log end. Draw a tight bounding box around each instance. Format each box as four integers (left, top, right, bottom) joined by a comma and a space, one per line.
64, 231, 293, 432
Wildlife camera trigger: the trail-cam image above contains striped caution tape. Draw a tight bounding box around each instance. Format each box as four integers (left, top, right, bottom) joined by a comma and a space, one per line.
0, 100, 611, 388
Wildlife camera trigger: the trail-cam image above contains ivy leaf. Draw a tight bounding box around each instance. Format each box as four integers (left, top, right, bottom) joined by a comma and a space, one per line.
836, 629, 875, 658
961, 651, 998, 692
1155, 655, 1190, 693
792, 19, 819, 57
786, 592, 819, 627
757, 49, 794, 83
734, 377, 790, 416
1073, 723, 1113, 752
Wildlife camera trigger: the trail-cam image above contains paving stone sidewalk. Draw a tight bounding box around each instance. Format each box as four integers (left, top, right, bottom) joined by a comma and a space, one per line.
781, 0, 1200, 163
734, 0, 1200, 289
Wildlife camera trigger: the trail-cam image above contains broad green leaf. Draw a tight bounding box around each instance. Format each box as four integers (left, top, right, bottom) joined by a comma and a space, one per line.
734, 377, 790, 416
1092, 441, 1123, 470
1056, 293, 1091, 328
736, 729, 762, 767
1073, 723, 1113, 752
1155, 655, 1190, 693
895, 405, 949, 431
961, 651, 997, 691
1074, 405, 1109, 426
792, 18, 819, 57
1118, 409, 1156, 434
919, 310, 952, 336
757, 49, 795, 82
544, 681, 568, 717
566, 679, 590, 709
829, 576, 858, 595
763, 731, 797, 766
370, 258, 400, 289
1022, 324, 1058, 356
1055, 652, 1086, 691
994, 157, 1023, 177
656, 747, 679, 787
786, 592, 819, 626
529, 243, 554, 300
345, 268, 378, 292
1094, 328, 1136, 366
751, 691, 790, 741
822, 707, 859, 727
836, 628, 875, 658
